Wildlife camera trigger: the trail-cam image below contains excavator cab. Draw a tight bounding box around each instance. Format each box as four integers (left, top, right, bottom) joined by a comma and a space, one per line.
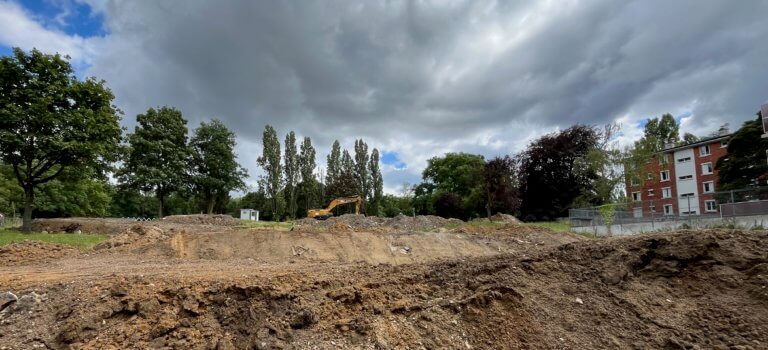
307, 195, 361, 220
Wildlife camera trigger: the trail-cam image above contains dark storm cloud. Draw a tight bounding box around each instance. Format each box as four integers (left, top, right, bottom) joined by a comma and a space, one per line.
29, 0, 767, 189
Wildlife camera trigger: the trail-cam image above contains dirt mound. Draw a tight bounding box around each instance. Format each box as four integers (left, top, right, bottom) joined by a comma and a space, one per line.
162, 214, 240, 226
489, 213, 521, 224
153, 230, 503, 264
31, 218, 138, 235
94, 225, 174, 251
295, 214, 463, 232
0, 229, 765, 349
454, 222, 584, 248
0, 241, 79, 266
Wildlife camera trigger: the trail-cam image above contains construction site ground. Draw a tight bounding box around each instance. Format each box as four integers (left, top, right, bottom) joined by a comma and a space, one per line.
0, 214, 766, 349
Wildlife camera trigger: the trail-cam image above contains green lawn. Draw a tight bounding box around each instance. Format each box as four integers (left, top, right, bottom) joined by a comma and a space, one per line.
525, 221, 571, 232
0, 229, 108, 250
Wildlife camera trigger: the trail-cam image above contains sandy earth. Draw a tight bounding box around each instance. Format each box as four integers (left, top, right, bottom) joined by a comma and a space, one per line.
0, 216, 766, 349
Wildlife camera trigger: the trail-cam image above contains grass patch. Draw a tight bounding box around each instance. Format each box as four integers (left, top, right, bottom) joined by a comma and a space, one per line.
0, 229, 108, 250
525, 221, 571, 233
239, 220, 294, 231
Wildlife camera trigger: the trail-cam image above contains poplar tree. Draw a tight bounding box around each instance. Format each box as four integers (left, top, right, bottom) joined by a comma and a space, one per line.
369, 148, 384, 216
298, 137, 317, 210
257, 125, 282, 220
283, 131, 299, 218
326, 140, 341, 196
354, 139, 370, 213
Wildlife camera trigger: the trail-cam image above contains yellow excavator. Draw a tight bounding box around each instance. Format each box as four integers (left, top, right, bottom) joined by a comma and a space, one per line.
307, 196, 361, 220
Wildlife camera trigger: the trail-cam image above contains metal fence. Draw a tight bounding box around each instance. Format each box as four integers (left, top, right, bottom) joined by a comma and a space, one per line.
569, 187, 768, 228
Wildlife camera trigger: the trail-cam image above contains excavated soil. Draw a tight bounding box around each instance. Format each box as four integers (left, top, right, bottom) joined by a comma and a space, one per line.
0, 219, 766, 349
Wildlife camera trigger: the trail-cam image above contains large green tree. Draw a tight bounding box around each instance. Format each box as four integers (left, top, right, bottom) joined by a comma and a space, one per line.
189, 119, 247, 214
368, 148, 383, 216
119, 106, 189, 218
283, 131, 299, 218
0, 48, 122, 231
642, 113, 680, 152
257, 125, 282, 220
716, 113, 768, 190
417, 152, 486, 219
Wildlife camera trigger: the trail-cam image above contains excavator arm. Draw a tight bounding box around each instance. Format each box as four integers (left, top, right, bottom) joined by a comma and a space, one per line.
307, 195, 361, 219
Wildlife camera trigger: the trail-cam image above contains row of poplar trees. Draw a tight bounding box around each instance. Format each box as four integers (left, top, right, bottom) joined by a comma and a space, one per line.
256, 125, 384, 220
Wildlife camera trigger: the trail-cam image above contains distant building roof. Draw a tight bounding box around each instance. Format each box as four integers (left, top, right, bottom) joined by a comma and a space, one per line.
660, 134, 731, 153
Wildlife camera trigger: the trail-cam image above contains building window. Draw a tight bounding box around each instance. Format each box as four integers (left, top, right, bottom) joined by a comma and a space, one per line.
701, 162, 713, 175
699, 145, 711, 156
703, 181, 714, 193
630, 177, 639, 186
705, 200, 717, 212
659, 154, 669, 165
677, 156, 692, 163
646, 173, 653, 180
678, 174, 693, 180
662, 187, 672, 198
649, 204, 656, 213
720, 140, 728, 148
660, 170, 670, 182
680, 193, 695, 198
632, 191, 641, 202
664, 204, 674, 215
648, 189, 654, 196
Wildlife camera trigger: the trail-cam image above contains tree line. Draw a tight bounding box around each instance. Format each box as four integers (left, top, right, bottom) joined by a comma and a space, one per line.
0, 48, 386, 230
237, 125, 384, 221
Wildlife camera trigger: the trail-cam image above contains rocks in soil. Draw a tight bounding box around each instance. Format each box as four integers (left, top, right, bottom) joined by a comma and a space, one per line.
489, 213, 521, 224
0, 291, 17, 312
0, 241, 79, 266
295, 214, 463, 232
94, 225, 169, 251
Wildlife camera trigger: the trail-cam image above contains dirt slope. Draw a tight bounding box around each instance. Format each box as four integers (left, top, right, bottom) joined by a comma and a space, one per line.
0, 229, 765, 349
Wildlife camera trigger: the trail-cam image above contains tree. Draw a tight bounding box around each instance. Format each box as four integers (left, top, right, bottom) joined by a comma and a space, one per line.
368, 148, 384, 216
257, 125, 282, 220
419, 152, 486, 218
573, 123, 623, 207
434, 192, 463, 219
354, 139, 370, 213
298, 136, 317, 211
716, 112, 768, 190
326, 140, 341, 196
642, 113, 680, 151
0, 48, 122, 231
518, 125, 599, 221
682, 132, 699, 144
283, 131, 299, 218
189, 119, 247, 214
119, 106, 189, 218
483, 156, 521, 218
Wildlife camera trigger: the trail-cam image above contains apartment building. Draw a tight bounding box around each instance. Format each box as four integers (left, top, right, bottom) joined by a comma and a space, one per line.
626, 133, 730, 217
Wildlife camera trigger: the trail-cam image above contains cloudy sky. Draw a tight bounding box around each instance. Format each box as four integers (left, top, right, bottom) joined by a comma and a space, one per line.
2, 0, 767, 194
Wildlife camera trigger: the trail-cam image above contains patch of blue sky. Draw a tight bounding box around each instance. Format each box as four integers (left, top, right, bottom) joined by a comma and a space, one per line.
381, 151, 407, 170
20, 0, 105, 37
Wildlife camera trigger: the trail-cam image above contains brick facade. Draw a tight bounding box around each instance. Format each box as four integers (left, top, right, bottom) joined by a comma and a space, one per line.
626, 135, 730, 217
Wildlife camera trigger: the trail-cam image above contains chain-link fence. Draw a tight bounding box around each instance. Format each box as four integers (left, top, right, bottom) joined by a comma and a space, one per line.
569, 187, 768, 231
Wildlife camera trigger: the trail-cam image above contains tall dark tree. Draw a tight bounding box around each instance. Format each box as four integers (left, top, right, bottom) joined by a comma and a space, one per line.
354, 139, 370, 213
518, 125, 599, 221
298, 137, 317, 211
0, 48, 122, 231
326, 140, 341, 197
257, 125, 282, 220
189, 119, 247, 214
283, 131, 299, 218
716, 112, 768, 190
483, 156, 521, 218
119, 106, 189, 218
368, 148, 384, 216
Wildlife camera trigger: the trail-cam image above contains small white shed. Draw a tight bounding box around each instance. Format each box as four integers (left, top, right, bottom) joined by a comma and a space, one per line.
240, 209, 259, 221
